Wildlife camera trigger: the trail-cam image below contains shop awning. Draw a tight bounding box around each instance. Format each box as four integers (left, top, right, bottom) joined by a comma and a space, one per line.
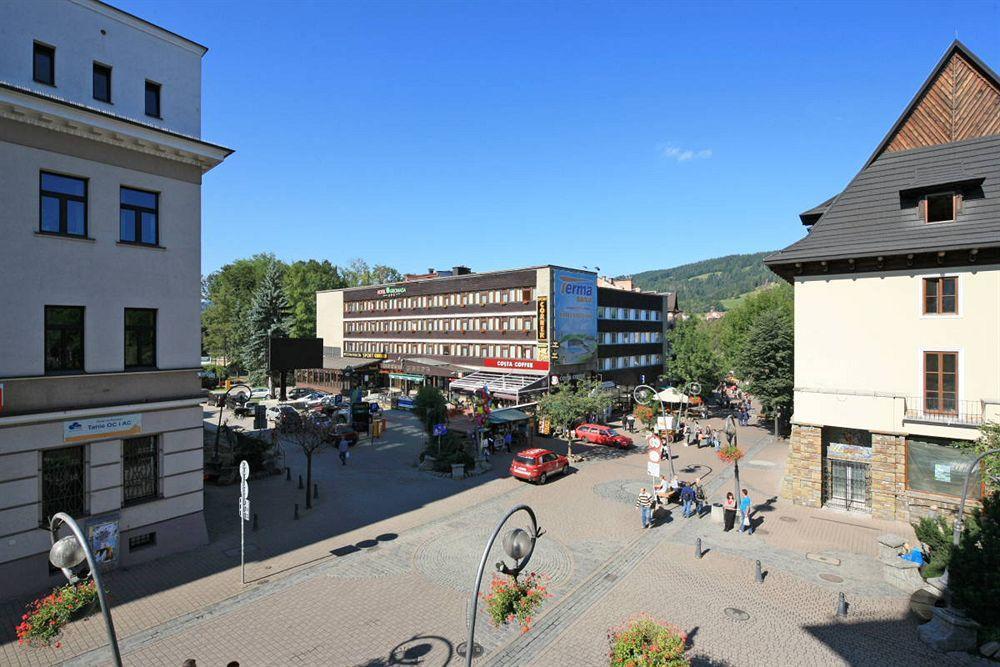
449, 370, 547, 400
488, 408, 531, 424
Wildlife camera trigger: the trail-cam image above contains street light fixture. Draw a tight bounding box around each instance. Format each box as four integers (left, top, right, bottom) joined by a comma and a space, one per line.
48, 513, 122, 666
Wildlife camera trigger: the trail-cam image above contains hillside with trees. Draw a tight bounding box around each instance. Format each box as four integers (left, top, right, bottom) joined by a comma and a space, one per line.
626, 251, 777, 313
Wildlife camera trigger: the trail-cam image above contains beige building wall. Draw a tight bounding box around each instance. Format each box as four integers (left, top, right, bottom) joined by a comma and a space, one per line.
316, 289, 345, 355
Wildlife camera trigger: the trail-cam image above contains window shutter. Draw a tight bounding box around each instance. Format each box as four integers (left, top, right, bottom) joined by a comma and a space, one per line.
918, 198, 927, 223
953, 193, 962, 216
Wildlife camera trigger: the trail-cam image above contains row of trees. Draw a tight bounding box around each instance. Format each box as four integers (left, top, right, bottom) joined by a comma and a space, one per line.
202, 255, 402, 383
667, 283, 794, 417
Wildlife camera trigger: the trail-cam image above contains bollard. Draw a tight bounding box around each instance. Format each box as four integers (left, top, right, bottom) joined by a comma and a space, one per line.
285, 466, 291, 481
695, 537, 703, 559
755, 560, 763, 583
252, 513, 258, 531
294, 503, 299, 520
298, 475, 303, 490
313, 482, 319, 500
836, 592, 847, 618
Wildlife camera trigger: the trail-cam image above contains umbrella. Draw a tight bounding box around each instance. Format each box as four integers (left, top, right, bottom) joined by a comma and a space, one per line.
654, 387, 690, 404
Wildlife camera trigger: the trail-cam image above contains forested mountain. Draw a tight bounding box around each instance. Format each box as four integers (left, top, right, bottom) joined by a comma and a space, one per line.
626, 251, 778, 313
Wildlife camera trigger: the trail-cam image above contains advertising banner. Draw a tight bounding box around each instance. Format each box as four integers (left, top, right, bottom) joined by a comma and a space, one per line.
87, 514, 120, 570
536, 296, 548, 342
484, 358, 550, 371
551, 269, 598, 366
64, 414, 141, 443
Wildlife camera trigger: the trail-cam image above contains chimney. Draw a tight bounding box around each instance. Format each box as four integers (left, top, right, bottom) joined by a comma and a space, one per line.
453, 265, 472, 275
428, 268, 435, 274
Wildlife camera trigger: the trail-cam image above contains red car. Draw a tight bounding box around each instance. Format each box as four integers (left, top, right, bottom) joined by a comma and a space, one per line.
509, 448, 569, 484
573, 423, 631, 448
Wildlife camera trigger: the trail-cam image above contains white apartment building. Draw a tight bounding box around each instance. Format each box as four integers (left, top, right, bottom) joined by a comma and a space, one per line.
767, 41, 1000, 522
0, 0, 231, 598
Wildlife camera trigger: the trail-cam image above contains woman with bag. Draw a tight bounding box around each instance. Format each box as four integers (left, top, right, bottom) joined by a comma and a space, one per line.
739, 488, 754, 534
723, 492, 737, 532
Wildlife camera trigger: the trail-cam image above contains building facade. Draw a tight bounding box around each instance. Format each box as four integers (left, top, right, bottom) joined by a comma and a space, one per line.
766, 41, 1000, 522
0, 0, 231, 598
316, 265, 675, 402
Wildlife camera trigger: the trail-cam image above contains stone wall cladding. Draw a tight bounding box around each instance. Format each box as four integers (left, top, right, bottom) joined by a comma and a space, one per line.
870, 432, 906, 521
785, 424, 822, 507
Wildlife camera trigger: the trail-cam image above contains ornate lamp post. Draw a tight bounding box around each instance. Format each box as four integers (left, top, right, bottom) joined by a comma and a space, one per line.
48, 513, 122, 666
464, 505, 543, 666
213, 382, 252, 461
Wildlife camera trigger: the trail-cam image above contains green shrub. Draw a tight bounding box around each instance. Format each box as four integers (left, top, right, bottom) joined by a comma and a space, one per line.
608, 613, 689, 667
422, 431, 473, 472
914, 515, 953, 579
951, 492, 999, 629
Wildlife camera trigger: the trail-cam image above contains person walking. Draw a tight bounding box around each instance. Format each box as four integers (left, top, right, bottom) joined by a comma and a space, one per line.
739, 488, 754, 534
680, 482, 696, 519
338, 437, 349, 466
636, 487, 654, 529
481, 435, 491, 461
693, 477, 706, 517
723, 492, 737, 532
503, 430, 513, 453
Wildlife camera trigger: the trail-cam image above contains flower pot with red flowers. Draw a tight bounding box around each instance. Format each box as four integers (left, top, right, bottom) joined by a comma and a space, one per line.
16, 580, 99, 648
481, 571, 550, 634
608, 613, 689, 666
716, 445, 744, 463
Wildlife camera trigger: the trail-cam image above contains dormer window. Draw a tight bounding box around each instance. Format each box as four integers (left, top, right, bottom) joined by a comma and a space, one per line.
924, 193, 957, 223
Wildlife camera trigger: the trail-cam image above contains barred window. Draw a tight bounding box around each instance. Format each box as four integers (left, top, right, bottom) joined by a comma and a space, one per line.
123, 436, 158, 505
41, 446, 85, 525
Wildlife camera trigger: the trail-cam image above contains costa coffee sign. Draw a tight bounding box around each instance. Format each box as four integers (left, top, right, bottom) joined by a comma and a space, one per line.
484, 358, 550, 371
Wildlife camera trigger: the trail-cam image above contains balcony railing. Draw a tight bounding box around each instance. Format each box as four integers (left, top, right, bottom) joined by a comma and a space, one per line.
903, 397, 986, 426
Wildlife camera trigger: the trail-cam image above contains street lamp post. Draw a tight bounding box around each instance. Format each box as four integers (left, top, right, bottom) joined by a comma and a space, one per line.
48, 513, 122, 667
465, 504, 542, 666
214, 382, 252, 462
634, 384, 675, 478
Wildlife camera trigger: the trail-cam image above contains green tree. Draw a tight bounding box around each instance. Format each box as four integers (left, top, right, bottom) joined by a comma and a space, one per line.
956, 422, 1000, 495
284, 260, 347, 337
538, 379, 614, 459
202, 253, 280, 364
668, 318, 723, 395
950, 492, 1000, 630
241, 261, 294, 387
719, 283, 793, 370
343, 258, 403, 287
734, 308, 794, 415
413, 385, 448, 434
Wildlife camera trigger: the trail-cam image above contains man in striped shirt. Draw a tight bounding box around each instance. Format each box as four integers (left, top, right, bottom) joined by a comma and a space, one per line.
636, 488, 654, 529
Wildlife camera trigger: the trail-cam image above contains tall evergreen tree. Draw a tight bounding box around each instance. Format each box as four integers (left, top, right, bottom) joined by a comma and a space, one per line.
734, 308, 794, 415
241, 262, 293, 386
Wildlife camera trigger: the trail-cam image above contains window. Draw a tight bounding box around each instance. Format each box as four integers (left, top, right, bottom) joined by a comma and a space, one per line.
33, 42, 55, 85
124, 309, 156, 368
120, 187, 159, 245
144, 80, 161, 117
45, 306, 84, 373
907, 437, 981, 499
924, 352, 957, 414
128, 532, 157, 551
123, 436, 158, 504
41, 446, 85, 525
924, 193, 955, 223
40, 172, 87, 237
92, 62, 112, 102
923, 277, 957, 314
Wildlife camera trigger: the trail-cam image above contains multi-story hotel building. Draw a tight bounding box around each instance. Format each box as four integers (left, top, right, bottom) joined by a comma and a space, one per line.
315, 265, 677, 402
0, 0, 231, 598
766, 41, 1000, 522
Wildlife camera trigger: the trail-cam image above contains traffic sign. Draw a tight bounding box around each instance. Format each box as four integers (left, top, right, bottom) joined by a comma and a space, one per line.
647, 461, 660, 477
239, 460, 249, 480
647, 435, 662, 450
432, 423, 447, 436
369, 401, 381, 414
649, 448, 661, 463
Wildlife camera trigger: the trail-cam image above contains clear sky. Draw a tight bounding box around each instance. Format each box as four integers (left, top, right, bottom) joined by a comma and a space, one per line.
116, 0, 1000, 278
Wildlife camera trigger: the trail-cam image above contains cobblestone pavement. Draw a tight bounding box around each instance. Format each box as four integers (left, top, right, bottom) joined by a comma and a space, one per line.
0, 409, 951, 666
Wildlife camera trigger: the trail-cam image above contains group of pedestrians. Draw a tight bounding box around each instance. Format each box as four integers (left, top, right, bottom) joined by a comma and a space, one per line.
722, 488, 754, 534
635, 480, 755, 534
678, 422, 721, 450
480, 428, 514, 460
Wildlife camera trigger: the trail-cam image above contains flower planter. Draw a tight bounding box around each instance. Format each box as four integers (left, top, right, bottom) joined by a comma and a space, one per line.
451, 463, 465, 479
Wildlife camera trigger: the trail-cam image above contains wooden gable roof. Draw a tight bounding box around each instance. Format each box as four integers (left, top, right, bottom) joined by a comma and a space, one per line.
869, 41, 1000, 164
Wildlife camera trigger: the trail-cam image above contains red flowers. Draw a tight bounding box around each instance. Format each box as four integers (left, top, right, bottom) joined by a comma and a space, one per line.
716, 445, 745, 463
482, 572, 550, 633
608, 613, 689, 667
15, 581, 98, 648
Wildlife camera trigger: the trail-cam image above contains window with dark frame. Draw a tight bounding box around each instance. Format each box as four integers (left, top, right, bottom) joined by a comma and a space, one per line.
40, 172, 87, 237
41, 446, 85, 526
924, 193, 956, 223
122, 436, 158, 504
144, 80, 161, 117
92, 62, 111, 102
33, 42, 55, 85
124, 308, 156, 369
923, 277, 957, 315
128, 532, 157, 551
119, 187, 159, 245
924, 351, 957, 414
45, 306, 84, 373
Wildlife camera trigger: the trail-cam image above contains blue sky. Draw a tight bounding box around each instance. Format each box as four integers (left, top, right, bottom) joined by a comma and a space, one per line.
117, 0, 1000, 278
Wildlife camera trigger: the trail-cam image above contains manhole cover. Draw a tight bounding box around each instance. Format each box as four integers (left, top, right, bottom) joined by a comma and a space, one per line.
724, 607, 750, 621
779, 516, 798, 523
819, 573, 844, 583
456, 642, 484, 658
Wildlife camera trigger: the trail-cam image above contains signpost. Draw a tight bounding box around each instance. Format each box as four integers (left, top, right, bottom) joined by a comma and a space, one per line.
635, 385, 676, 478
238, 460, 250, 585
433, 423, 447, 455
647, 461, 661, 477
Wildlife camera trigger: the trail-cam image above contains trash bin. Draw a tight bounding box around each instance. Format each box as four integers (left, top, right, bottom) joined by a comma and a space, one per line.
711, 503, 724, 524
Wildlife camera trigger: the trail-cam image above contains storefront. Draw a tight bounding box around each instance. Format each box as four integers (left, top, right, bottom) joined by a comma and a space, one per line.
822, 427, 872, 512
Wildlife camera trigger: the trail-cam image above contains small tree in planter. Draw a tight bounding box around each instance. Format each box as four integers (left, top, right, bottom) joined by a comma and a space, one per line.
608, 613, 689, 666
481, 571, 549, 633
633, 405, 656, 430
538, 379, 614, 460
16, 581, 98, 648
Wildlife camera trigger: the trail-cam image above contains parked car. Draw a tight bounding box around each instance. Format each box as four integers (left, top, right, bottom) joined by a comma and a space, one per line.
287, 391, 326, 409
249, 387, 270, 400
572, 423, 631, 448
287, 387, 312, 400
317, 420, 358, 446
234, 401, 260, 418
267, 405, 301, 428
509, 448, 569, 484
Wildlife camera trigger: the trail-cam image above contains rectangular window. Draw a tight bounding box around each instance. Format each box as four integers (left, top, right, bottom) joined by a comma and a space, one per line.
92, 62, 111, 102
45, 306, 84, 373
924, 352, 957, 414
33, 42, 55, 85
924, 193, 955, 223
124, 309, 156, 369
144, 80, 161, 117
123, 436, 158, 504
923, 277, 957, 315
41, 446, 85, 525
128, 531, 157, 551
40, 172, 87, 237
907, 437, 981, 499
119, 187, 159, 245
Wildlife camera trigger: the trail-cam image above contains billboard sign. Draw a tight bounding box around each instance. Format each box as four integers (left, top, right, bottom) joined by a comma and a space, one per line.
551, 269, 598, 366
269, 337, 323, 371
64, 414, 141, 443
484, 358, 550, 372
536, 296, 548, 342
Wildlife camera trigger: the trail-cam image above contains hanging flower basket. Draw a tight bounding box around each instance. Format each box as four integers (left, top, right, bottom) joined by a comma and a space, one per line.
717, 445, 744, 463
481, 572, 550, 633
607, 613, 689, 667
16, 580, 99, 648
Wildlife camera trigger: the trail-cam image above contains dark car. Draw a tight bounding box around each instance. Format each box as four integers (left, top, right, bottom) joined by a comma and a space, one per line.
268, 405, 301, 428
319, 422, 359, 446
509, 448, 569, 484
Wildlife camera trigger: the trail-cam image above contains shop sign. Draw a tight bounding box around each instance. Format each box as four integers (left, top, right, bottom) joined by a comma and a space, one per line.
484, 358, 550, 371
344, 352, 388, 359
87, 513, 120, 571
934, 463, 952, 483
64, 414, 141, 443
389, 373, 425, 382
827, 442, 873, 461
375, 286, 407, 297
537, 345, 550, 362
536, 297, 548, 342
